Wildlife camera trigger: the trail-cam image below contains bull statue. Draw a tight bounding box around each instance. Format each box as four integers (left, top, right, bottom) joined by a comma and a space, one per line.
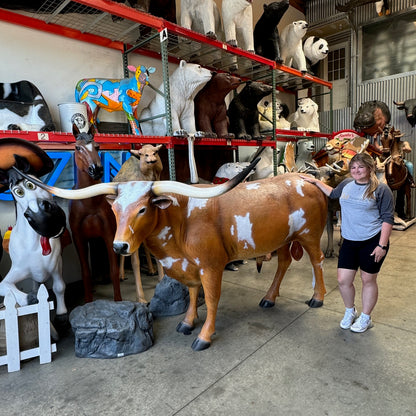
75, 65, 156, 135
394, 99, 416, 128
18, 161, 328, 351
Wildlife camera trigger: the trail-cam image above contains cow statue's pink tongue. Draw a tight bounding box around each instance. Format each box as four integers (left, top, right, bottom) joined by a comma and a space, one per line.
40, 236, 51, 256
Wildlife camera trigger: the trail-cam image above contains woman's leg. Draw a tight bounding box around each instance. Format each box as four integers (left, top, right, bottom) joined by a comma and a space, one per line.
360, 271, 378, 315
337, 268, 357, 308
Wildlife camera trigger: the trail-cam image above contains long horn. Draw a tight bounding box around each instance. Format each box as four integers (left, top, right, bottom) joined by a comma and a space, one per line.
152, 158, 260, 198
393, 100, 404, 106
11, 167, 118, 199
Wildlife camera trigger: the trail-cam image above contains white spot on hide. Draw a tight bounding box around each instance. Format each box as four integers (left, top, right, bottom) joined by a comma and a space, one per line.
117, 182, 151, 213
234, 213, 255, 249
288, 208, 306, 238
159, 257, 179, 269
187, 198, 208, 218
158, 226, 172, 241
129, 225, 134, 234
182, 258, 189, 272
194, 257, 200, 265
246, 182, 260, 190
230, 225, 235, 236
295, 179, 305, 197
285, 180, 291, 187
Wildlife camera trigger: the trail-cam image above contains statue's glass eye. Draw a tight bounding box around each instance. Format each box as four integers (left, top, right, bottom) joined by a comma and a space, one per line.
13, 187, 25, 198
24, 180, 36, 190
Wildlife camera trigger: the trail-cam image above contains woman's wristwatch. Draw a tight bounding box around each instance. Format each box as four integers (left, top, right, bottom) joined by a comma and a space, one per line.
378, 244, 388, 250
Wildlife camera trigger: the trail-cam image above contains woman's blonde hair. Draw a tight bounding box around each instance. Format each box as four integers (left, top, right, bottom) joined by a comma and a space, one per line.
349, 153, 379, 199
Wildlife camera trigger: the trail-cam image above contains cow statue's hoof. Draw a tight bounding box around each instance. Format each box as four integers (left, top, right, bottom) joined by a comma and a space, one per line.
306, 297, 323, 308
191, 337, 211, 351
176, 321, 194, 335
259, 298, 275, 308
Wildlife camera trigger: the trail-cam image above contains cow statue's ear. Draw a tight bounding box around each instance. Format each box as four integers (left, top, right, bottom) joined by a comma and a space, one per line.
151, 195, 173, 210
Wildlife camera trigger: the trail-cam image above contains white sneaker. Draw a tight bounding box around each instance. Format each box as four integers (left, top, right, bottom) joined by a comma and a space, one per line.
350, 315, 373, 333
340, 308, 358, 329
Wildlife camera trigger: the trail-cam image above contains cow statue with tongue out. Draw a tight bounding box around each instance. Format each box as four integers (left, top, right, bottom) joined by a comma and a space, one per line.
0, 139, 68, 330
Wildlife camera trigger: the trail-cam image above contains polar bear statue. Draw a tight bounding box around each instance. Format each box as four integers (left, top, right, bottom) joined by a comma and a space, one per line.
222, 0, 254, 52
280, 20, 309, 73
288, 97, 320, 132
140, 60, 213, 136
180, 0, 222, 40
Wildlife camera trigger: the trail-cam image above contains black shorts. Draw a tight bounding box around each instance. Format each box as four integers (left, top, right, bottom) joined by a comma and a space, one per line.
338, 232, 389, 274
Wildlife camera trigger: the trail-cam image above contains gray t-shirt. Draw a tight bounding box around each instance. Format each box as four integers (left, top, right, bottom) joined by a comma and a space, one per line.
329, 178, 394, 241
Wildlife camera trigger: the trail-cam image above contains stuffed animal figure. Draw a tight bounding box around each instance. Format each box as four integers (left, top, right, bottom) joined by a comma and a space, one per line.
280, 20, 309, 73
140, 60, 213, 136
303, 36, 329, 74
253, 0, 290, 62
180, 0, 222, 40
257, 96, 290, 131
222, 0, 255, 51
375, 0, 390, 16
194, 72, 241, 138
288, 97, 320, 132
227, 81, 273, 140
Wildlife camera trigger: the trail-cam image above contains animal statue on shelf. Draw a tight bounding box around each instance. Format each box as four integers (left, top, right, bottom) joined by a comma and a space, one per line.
295, 139, 317, 172
253, 0, 290, 63
113, 144, 164, 303
394, 99, 416, 128
279, 20, 309, 73
24, 160, 329, 351
246, 146, 282, 180
380, 126, 414, 220
227, 81, 273, 140
289, 98, 320, 132
180, 0, 222, 40
140, 60, 213, 137
335, 0, 390, 14
375, 0, 390, 16
0, 139, 67, 328
212, 161, 256, 184
194, 72, 242, 138
257, 97, 290, 132
69, 124, 121, 303
353, 100, 391, 137
0, 80, 55, 131
303, 36, 329, 74
222, 0, 255, 52
75, 65, 156, 136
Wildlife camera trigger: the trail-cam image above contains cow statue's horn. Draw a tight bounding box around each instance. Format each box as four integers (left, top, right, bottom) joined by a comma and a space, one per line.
152, 158, 260, 198
12, 157, 260, 200
11, 166, 119, 198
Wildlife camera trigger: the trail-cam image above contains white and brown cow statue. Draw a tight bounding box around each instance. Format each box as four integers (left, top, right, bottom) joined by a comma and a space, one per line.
20, 162, 328, 351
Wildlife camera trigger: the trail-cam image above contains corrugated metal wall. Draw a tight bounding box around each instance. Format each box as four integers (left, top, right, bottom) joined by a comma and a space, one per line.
306, 0, 416, 26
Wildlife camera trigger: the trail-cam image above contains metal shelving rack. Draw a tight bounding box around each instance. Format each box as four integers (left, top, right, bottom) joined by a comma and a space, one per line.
0, 0, 333, 179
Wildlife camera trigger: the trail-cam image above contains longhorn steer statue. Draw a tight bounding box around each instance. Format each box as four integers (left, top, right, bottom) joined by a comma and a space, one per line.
19, 162, 328, 351
75, 65, 155, 135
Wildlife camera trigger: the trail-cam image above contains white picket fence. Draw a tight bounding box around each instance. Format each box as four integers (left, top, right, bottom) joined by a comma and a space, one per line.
0, 284, 57, 372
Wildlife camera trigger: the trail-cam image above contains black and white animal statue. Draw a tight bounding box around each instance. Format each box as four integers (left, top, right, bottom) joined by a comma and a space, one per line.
335, 0, 389, 14
0, 140, 67, 325
303, 36, 329, 74
0, 80, 55, 131
253, 0, 290, 63
394, 99, 416, 128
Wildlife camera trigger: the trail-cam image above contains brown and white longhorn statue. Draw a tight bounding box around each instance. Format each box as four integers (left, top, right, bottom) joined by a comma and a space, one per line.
18, 161, 328, 351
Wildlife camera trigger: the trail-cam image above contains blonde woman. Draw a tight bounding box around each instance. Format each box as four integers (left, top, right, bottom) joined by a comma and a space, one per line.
301, 153, 394, 333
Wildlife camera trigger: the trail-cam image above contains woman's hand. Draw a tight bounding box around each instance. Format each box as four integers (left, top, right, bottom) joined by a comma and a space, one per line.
371, 246, 387, 263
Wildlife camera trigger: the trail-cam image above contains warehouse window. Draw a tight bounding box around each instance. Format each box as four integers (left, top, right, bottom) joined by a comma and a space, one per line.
328, 47, 346, 82
361, 12, 416, 80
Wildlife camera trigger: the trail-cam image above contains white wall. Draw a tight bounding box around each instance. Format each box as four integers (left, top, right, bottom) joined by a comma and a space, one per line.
0, 3, 305, 283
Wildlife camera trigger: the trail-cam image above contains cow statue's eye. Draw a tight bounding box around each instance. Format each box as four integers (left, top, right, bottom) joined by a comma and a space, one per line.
13, 186, 25, 198
138, 207, 146, 215
24, 180, 36, 190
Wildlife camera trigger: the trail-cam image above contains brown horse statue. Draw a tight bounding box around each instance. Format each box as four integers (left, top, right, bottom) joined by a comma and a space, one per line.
69, 124, 121, 302
380, 126, 413, 220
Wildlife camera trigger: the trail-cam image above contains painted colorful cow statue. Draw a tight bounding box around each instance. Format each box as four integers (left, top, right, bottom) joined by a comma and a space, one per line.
22, 162, 328, 352
75, 65, 155, 135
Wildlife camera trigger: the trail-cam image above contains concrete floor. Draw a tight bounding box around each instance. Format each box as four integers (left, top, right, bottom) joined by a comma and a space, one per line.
1, 225, 416, 416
